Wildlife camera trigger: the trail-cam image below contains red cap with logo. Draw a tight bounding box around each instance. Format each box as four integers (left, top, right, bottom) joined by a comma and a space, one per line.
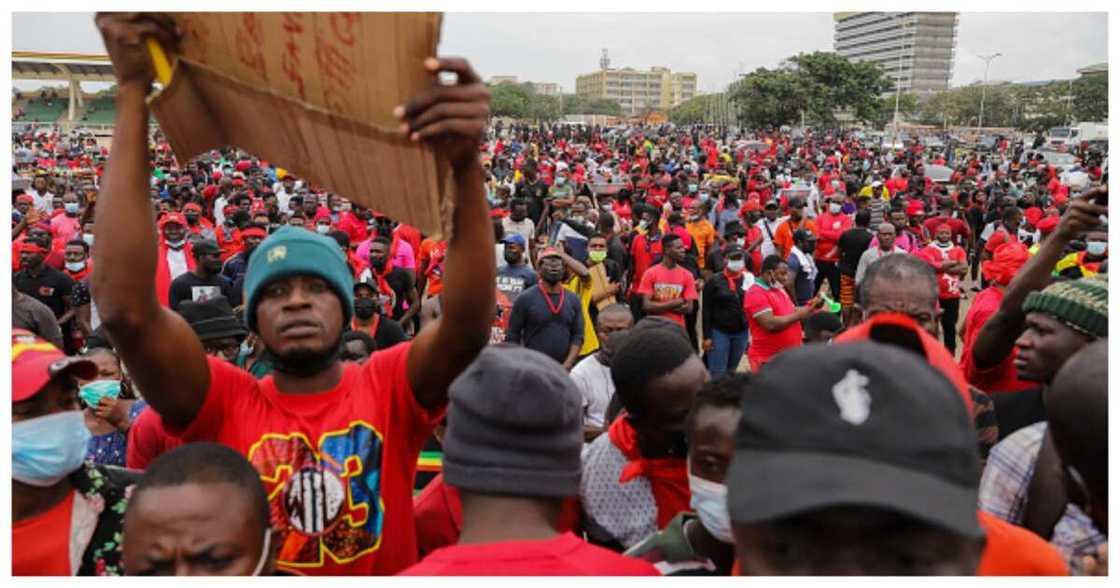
12, 329, 97, 402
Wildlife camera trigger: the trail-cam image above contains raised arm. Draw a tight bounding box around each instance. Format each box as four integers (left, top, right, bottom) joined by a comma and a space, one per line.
90, 13, 210, 430
971, 194, 1107, 369
403, 57, 496, 411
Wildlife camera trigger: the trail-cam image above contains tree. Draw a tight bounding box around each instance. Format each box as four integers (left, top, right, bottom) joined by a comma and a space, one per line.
528, 94, 562, 122
562, 94, 622, 116
1073, 75, 1107, 122
489, 83, 532, 119
729, 67, 804, 129
728, 51, 894, 129
869, 93, 918, 129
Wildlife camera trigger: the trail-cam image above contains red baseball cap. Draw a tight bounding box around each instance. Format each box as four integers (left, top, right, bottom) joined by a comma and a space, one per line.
538, 246, 563, 260
1036, 216, 1060, 235
15, 194, 34, 204
159, 212, 187, 229
906, 201, 925, 216
12, 329, 97, 402
182, 202, 203, 213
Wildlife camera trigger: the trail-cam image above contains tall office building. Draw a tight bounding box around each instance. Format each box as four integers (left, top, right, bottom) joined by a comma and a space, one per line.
575, 51, 697, 116
833, 12, 958, 95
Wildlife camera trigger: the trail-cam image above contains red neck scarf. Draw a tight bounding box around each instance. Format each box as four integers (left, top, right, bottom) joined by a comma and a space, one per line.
607, 416, 691, 528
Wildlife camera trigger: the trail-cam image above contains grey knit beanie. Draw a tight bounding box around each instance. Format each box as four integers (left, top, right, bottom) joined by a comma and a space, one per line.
442, 345, 584, 498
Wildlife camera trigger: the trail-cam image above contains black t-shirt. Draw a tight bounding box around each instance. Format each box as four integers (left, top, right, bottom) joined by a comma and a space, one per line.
383, 267, 415, 321
373, 316, 408, 350
14, 267, 74, 318
991, 386, 1046, 441
515, 180, 549, 223
505, 285, 584, 364
837, 227, 875, 277
168, 272, 235, 310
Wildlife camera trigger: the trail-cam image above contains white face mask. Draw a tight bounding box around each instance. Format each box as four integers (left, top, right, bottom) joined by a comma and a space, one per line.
726, 259, 745, 273
83, 233, 95, 246
688, 472, 733, 544
829, 203, 842, 214
316, 224, 331, 235
65, 261, 86, 272
736, 237, 746, 248
1087, 241, 1107, 256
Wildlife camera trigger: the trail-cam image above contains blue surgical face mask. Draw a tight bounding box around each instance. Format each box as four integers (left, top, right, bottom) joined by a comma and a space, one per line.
64, 202, 80, 215
13, 411, 92, 487
1087, 241, 1107, 256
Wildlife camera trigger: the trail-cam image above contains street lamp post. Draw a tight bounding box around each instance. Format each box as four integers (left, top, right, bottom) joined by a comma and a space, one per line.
891, 13, 908, 149
977, 52, 1001, 134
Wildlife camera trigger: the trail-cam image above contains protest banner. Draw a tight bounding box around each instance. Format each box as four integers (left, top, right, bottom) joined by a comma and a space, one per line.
147, 13, 453, 238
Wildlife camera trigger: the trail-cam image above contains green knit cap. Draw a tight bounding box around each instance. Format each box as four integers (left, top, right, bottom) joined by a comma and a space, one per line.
1022, 275, 1108, 339
242, 226, 354, 333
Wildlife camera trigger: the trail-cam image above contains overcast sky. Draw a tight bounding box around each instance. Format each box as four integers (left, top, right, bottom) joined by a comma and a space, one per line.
12, 12, 1108, 93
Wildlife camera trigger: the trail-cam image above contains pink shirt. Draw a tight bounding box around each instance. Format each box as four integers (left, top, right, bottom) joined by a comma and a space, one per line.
356, 237, 417, 271
49, 214, 81, 245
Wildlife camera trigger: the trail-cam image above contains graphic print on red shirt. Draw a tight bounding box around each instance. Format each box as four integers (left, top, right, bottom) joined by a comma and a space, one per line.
171, 343, 441, 575
635, 264, 698, 327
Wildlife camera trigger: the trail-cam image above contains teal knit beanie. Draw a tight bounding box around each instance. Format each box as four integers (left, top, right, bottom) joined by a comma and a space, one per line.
242, 226, 354, 333
1022, 275, 1108, 339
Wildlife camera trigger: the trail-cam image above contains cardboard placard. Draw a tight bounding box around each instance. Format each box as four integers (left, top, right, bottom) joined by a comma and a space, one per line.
589, 263, 616, 310
148, 13, 451, 238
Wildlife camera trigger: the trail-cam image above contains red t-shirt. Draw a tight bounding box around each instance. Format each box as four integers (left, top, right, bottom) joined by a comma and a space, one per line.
919, 244, 967, 299
959, 288, 1034, 394
813, 212, 852, 263
126, 405, 184, 469
636, 264, 698, 327
977, 511, 1069, 575
985, 227, 1013, 254
923, 216, 971, 245
170, 343, 441, 575
398, 532, 660, 576
12, 491, 75, 576
744, 280, 801, 367
628, 233, 663, 295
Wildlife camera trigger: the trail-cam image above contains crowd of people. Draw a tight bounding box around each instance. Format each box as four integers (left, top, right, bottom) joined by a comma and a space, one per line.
10, 12, 1109, 577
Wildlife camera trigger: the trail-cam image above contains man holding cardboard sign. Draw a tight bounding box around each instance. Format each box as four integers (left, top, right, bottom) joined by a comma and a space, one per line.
91, 12, 495, 576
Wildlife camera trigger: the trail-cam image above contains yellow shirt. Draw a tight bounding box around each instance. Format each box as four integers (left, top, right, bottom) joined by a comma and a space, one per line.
565, 275, 598, 356
858, 185, 892, 202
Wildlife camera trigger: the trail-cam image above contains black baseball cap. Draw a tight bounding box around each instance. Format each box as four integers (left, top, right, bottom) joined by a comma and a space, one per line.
727, 341, 982, 538
788, 196, 806, 209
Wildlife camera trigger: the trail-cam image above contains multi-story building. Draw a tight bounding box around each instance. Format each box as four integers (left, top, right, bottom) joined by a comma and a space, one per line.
576, 56, 698, 116
834, 12, 958, 96
531, 82, 561, 96
488, 75, 521, 86
488, 77, 563, 96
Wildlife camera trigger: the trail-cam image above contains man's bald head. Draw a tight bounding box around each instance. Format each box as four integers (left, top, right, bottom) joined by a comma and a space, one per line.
1045, 340, 1108, 533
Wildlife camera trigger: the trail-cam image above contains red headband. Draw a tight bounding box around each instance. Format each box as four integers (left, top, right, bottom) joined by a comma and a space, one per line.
20, 243, 49, 255
240, 227, 267, 239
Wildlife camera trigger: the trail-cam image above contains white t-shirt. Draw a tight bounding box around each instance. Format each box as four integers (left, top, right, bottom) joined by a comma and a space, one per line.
569, 353, 614, 429
27, 188, 54, 215
166, 247, 189, 281
755, 216, 787, 259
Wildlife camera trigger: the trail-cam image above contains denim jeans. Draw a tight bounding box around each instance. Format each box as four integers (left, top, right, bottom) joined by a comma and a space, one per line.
707, 328, 749, 377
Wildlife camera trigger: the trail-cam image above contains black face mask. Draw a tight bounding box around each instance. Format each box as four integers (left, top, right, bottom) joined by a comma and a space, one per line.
541, 268, 564, 285
370, 258, 387, 272
353, 298, 377, 320
504, 251, 522, 265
